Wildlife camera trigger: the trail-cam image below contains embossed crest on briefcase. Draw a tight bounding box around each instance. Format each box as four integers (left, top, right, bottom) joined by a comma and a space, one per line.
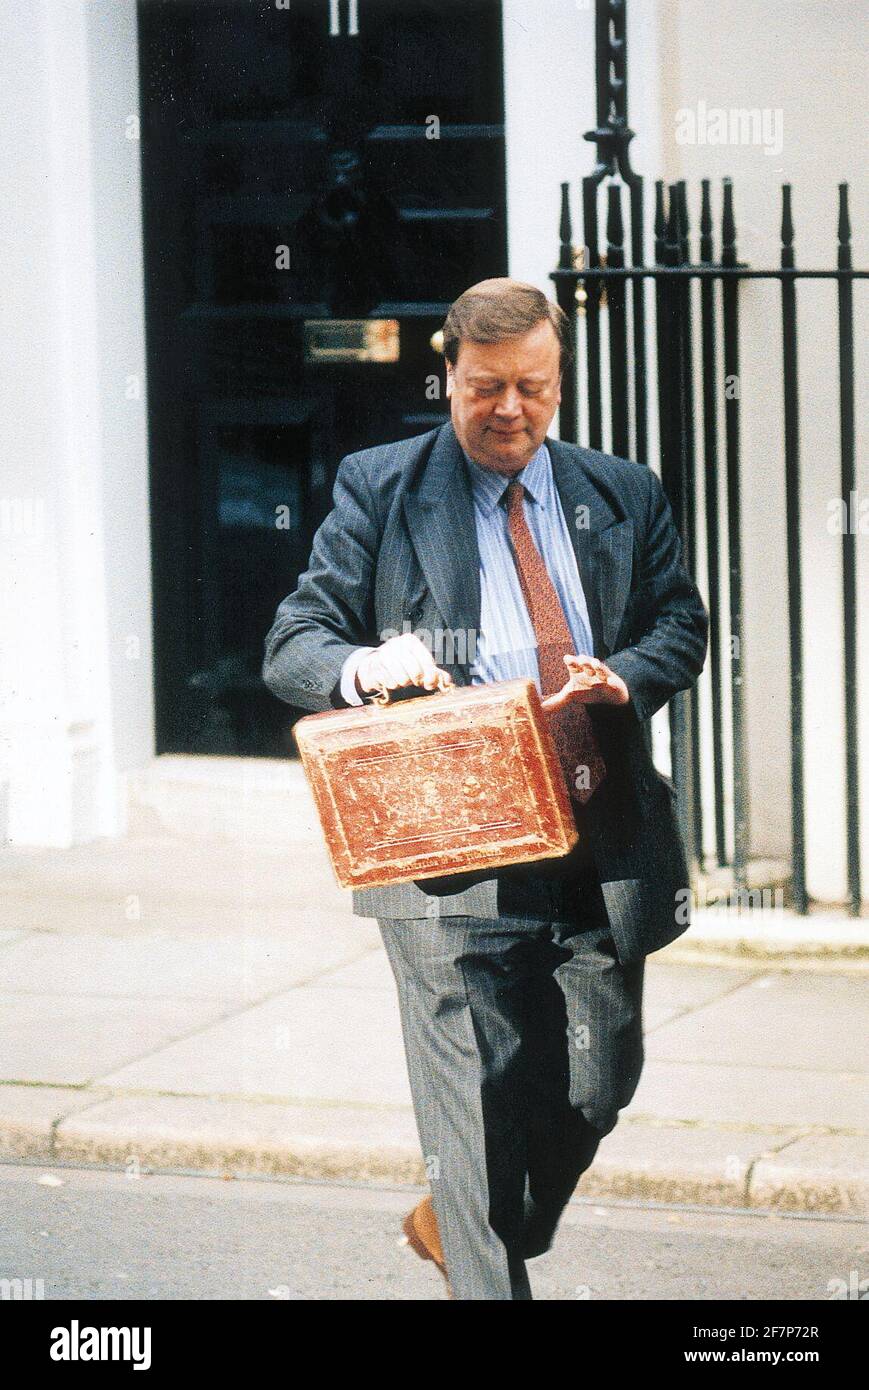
292, 677, 578, 889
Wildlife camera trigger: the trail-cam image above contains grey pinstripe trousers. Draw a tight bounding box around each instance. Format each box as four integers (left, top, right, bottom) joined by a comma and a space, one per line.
378, 865, 645, 1300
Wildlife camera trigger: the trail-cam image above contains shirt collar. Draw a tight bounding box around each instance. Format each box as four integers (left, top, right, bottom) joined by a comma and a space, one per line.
462, 442, 551, 518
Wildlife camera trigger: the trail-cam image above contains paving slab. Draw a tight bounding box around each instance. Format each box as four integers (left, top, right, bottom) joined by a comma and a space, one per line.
750, 1133, 869, 1215
0, 897, 376, 941
642, 963, 757, 1030
318, 949, 395, 991
0, 836, 349, 934
646, 972, 869, 1071
53, 1094, 424, 1182
581, 1121, 801, 1207
0, 931, 374, 1004
0, 993, 228, 1087
98, 987, 413, 1108
625, 1060, 869, 1131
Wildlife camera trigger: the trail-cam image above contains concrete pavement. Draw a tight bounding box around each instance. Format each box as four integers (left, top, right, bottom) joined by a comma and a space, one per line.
0, 825, 866, 1216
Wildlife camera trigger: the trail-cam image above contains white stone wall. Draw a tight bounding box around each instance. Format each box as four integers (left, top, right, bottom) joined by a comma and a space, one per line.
0, 0, 153, 845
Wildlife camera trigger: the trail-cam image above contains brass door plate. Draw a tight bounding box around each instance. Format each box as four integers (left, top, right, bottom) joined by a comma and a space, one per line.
304, 319, 400, 363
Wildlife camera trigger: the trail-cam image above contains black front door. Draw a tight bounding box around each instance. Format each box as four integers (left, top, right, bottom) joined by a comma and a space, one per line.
137, 0, 507, 755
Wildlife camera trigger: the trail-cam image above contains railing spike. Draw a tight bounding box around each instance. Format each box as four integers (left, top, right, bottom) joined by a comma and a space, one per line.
780, 185, 795, 270
700, 178, 713, 263
653, 179, 667, 262
677, 180, 690, 263
722, 177, 737, 266
559, 181, 574, 269
666, 181, 681, 260
838, 183, 852, 269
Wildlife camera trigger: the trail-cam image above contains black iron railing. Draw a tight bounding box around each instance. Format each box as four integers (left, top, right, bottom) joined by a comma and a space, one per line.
552, 1, 865, 915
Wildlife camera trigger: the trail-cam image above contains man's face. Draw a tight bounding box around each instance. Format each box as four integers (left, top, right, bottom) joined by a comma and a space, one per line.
446, 319, 562, 474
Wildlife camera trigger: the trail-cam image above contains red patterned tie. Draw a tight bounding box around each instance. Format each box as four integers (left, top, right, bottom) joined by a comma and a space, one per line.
504, 479, 606, 807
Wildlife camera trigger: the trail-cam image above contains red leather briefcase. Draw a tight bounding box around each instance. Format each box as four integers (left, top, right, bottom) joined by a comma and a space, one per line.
292, 677, 578, 889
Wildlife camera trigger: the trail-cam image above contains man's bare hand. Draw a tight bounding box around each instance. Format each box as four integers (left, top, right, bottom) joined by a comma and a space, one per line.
541, 654, 630, 711
356, 634, 454, 700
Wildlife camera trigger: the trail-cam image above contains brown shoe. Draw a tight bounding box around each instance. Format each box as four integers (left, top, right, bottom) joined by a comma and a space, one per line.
400, 1195, 453, 1296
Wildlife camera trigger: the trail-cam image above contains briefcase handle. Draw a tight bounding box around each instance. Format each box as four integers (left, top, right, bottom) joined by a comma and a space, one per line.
370, 672, 454, 707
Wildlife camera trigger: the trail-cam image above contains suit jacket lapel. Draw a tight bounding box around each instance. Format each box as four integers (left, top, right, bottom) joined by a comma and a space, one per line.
547, 436, 634, 656
402, 423, 481, 678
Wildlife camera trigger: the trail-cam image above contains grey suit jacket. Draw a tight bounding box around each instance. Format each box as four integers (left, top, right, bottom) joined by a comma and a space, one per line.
263, 422, 709, 963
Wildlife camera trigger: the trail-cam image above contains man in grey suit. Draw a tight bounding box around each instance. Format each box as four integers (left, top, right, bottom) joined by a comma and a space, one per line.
263, 279, 708, 1299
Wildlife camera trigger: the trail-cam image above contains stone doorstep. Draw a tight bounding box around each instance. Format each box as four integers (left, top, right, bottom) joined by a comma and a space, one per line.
680, 908, 869, 958
0, 1086, 865, 1217
125, 756, 320, 845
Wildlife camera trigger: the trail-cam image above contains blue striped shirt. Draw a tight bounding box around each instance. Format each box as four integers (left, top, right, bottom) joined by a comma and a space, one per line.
463, 443, 595, 693
339, 441, 596, 704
